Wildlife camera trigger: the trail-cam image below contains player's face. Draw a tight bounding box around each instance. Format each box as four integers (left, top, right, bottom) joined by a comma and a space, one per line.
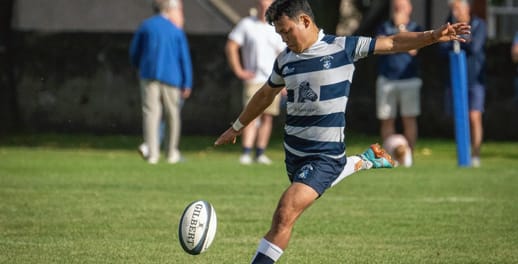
273, 15, 308, 53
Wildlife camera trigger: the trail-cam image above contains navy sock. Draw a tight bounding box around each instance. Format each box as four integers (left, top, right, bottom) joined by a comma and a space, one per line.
243, 147, 252, 155
255, 148, 265, 157
251, 252, 275, 264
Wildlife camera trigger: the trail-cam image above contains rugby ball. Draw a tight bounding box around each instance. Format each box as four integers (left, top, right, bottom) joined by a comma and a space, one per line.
178, 200, 217, 255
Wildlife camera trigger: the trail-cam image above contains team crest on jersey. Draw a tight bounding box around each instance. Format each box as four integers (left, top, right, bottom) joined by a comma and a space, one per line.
298, 81, 318, 102
282, 66, 295, 75
320, 55, 334, 69
297, 164, 314, 180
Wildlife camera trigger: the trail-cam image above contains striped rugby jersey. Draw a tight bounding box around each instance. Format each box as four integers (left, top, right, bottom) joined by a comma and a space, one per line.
268, 30, 376, 159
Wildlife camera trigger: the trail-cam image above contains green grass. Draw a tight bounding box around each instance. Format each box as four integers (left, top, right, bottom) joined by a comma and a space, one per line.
0, 134, 517, 263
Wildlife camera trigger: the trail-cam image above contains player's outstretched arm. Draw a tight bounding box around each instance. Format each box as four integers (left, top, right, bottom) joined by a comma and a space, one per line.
214, 83, 282, 146
374, 22, 471, 55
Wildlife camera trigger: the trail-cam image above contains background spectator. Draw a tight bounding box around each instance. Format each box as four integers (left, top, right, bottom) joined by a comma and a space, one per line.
130, 0, 192, 164
225, 0, 285, 165
375, 0, 422, 166
438, 0, 486, 167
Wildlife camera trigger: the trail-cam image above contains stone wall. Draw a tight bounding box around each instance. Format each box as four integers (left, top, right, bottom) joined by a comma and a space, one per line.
4, 32, 518, 140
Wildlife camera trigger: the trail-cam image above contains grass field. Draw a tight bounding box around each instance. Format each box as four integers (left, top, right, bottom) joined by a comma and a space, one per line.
1, 133, 517, 264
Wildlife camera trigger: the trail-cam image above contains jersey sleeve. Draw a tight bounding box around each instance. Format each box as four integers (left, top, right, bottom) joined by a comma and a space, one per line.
344, 36, 376, 62
267, 58, 285, 88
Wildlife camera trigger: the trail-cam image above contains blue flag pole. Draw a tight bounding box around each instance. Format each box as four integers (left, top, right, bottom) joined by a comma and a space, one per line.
449, 41, 471, 167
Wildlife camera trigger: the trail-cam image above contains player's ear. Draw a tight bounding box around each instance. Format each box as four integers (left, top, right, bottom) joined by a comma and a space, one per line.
299, 14, 311, 28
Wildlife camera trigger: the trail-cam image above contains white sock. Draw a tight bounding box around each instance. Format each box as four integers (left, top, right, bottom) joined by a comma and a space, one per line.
331, 156, 362, 187
250, 238, 283, 263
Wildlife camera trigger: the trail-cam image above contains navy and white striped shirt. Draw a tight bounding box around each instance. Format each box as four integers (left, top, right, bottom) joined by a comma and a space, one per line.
268, 30, 376, 159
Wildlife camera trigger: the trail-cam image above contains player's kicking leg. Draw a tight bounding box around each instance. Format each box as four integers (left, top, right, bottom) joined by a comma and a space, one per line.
250, 182, 318, 263
331, 143, 395, 187
359, 143, 396, 169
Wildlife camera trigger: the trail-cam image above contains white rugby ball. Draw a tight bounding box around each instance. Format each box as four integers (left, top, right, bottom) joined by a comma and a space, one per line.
178, 200, 217, 255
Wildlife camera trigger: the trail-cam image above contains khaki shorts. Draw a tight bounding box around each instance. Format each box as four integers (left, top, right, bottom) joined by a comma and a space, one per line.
243, 82, 281, 116
376, 76, 422, 120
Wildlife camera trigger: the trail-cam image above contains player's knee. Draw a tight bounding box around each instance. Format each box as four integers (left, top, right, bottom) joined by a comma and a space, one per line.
271, 207, 296, 231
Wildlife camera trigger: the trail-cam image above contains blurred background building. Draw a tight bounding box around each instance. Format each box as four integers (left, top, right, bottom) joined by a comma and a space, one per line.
1, 0, 517, 139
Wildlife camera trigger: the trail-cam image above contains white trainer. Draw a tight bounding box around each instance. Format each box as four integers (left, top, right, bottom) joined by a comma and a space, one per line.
138, 143, 149, 160
167, 153, 182, 164
147, 157, 159, 164
471, 156, 481, 168
256, 155, 272, 165
239, 154, 253, 165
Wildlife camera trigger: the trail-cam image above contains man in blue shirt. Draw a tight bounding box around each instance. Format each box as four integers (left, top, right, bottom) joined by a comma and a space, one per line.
214, 0, 470, 262
439, 0, 486, 167
130, 0, 192, 164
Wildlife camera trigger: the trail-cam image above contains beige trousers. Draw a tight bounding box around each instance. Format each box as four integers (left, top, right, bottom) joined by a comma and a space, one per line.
243, 82, 281, 116
140, 80, 182, 161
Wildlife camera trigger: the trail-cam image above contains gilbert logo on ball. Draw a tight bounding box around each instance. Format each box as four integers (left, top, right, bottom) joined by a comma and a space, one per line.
178, 200, 217, 255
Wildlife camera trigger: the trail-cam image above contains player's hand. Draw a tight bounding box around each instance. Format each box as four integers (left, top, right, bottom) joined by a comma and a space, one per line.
214, 127, 241, 146
181, 89, 192, 99
434, 22, 471, 43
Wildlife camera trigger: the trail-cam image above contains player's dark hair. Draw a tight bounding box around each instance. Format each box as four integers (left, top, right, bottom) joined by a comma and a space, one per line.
265, 0, 315, 25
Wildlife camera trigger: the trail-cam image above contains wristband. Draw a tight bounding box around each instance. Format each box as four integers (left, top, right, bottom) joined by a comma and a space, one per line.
425, 30, 436, 42
232, 119, 244, 131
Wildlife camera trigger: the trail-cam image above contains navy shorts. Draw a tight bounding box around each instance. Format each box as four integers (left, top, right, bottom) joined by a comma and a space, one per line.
445, 83, 485, 114
468, 83, 485, 112
285, 150, 346, 196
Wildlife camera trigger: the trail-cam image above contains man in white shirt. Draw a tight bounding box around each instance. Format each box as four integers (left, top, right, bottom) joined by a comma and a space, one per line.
225, 0, 286, 165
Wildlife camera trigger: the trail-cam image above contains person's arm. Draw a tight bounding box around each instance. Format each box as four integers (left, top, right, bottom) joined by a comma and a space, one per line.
214, 84, 283, 146
179, 31, 193, 99
129, 29, 142, 67
407, 23, 423, 56
513, 42, 518, 63
374, 22, 470, 54
512, 33, 518, 63
225, 39, 255, 80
